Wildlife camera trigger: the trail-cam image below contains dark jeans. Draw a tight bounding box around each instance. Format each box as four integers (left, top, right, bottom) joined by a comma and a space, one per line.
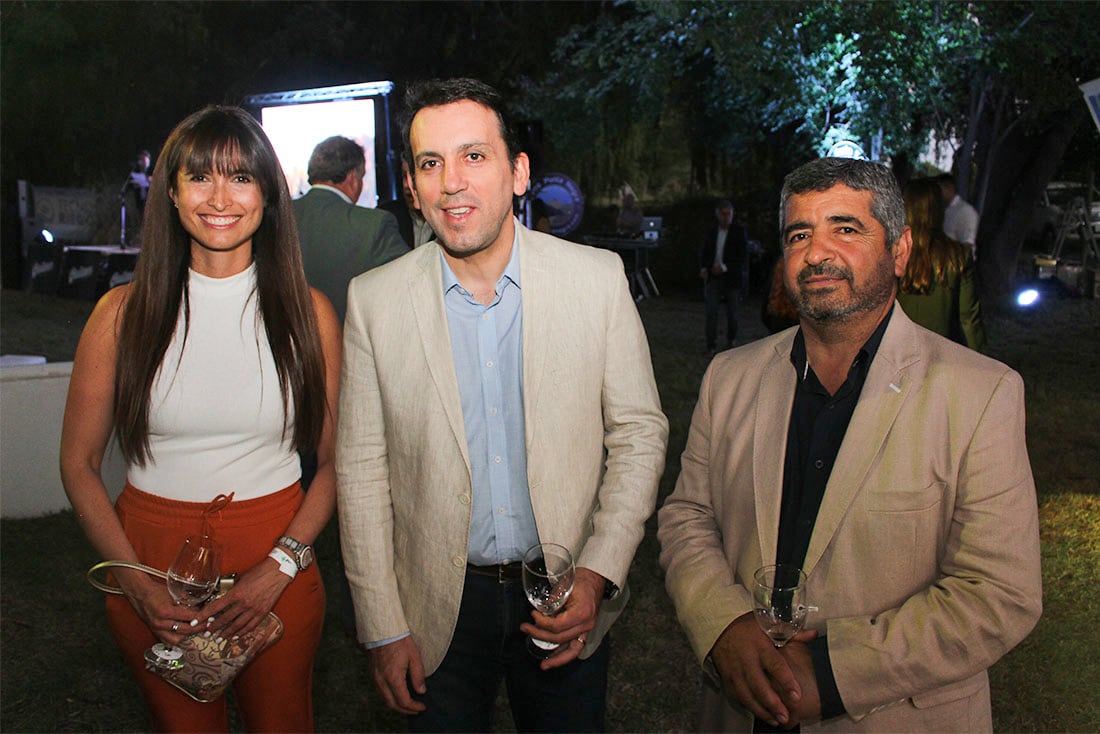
704, 275, 740, 349
408, 571, 610, 733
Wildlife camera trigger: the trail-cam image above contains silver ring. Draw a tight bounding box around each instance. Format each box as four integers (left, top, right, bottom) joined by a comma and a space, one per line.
576, 636, 586, 645
171, 622, 180, 633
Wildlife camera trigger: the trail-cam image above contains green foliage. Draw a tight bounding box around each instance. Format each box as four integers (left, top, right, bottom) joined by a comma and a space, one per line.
520, 1, 985, 188
518, 1, 1097, 204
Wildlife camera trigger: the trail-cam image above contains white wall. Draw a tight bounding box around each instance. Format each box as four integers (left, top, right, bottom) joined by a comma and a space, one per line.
1, 362, 126, 518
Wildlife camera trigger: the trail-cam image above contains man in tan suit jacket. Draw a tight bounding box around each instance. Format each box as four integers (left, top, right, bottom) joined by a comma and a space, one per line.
658, 158, 1041, 732
336, 78, 667, 731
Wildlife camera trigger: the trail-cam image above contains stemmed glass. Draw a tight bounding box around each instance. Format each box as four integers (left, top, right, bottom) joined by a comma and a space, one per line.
522, 543, 575, 659
147, 535, 222, 670
752, 564, 818, 648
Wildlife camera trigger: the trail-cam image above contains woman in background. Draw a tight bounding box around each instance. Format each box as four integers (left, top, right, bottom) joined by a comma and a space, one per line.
897, 177, 987, 352
60, 106, 341, 732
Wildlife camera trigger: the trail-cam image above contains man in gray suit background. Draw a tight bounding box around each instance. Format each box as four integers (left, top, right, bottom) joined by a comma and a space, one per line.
293, 135, 408, 321
336, 78, 668, 732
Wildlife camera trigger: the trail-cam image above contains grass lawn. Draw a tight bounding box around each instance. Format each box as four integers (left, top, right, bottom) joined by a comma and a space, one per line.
1, 286, 1098, 732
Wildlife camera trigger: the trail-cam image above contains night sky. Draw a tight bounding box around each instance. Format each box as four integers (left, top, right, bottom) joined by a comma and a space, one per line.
1, 1, 600, 195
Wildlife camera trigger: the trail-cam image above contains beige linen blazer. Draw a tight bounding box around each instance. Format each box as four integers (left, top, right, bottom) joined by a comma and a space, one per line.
658, 306, 1042, 732
336, 223, 668, 675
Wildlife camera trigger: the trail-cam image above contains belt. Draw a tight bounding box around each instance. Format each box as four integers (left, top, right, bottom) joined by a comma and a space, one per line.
466, 562, 522, 583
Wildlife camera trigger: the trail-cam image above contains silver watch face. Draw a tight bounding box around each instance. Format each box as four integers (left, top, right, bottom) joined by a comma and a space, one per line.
299, 546, 315, 569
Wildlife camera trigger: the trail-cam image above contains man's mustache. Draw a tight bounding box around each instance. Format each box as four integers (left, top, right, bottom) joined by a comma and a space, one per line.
797, 263, 852, 284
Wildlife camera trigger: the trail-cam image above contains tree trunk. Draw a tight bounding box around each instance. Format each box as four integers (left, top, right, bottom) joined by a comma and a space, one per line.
957, 76, 988, 202
976, 109, 1083, 303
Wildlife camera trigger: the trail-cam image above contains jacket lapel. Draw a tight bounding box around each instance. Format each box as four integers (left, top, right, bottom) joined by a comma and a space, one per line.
407, 246, 471, 472
802, 309, 923, 577
754, 332, 799, 567
518, 225, 552, 451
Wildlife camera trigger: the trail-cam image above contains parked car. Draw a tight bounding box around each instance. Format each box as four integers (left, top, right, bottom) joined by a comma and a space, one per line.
1030, 181, 1100, 252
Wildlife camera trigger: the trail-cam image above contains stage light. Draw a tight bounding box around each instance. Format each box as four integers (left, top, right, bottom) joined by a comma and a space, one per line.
39, 228, 54, 244
1015, 288, 1040, 307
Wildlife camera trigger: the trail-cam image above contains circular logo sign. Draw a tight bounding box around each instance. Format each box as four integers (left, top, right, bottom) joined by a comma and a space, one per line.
530, 173, 584, 236
826, 140, 868, 161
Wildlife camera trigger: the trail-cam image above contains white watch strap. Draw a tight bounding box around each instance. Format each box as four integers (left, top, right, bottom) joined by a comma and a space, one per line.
268, 546, 298, 579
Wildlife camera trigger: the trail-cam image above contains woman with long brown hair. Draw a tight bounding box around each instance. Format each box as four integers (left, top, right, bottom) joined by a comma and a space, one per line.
60, 106, 341, 732
897, 177, 987, 352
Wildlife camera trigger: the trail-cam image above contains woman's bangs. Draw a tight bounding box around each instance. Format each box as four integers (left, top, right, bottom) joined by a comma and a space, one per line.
178, 112, 266, 178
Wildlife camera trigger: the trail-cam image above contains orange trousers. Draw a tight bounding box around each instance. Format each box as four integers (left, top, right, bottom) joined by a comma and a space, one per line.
106, 482, 325, 733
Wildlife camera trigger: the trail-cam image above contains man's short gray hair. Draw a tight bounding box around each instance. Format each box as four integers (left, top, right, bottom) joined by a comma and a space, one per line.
779, 158, 905, 247
306, 136, 365, 185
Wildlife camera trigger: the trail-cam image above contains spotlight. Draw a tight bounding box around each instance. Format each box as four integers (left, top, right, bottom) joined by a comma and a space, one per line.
1011, 275, 1075, 309
39, 228, 54, 244
1015, 288, 1040, 307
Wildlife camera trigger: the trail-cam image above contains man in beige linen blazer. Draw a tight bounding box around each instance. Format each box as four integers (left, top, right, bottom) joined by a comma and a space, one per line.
658, 158, 1041, 732
338, 223, 666, 663
336, 78, 667, 731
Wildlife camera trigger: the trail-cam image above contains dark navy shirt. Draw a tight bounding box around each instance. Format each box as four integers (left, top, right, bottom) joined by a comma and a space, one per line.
774, 305, 894, 725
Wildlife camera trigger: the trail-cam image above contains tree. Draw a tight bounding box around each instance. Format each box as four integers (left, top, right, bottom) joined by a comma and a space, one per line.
519, 0, 1100, 299
955, 2, 1100, 300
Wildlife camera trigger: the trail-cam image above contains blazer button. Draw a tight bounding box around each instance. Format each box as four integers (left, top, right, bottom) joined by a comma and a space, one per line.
452, 555, 464, 568
459, 493, 471, 505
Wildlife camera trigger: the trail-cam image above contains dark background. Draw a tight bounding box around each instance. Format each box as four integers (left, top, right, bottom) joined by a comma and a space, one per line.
3, 1, 1098, 298
0, 1, 605, 286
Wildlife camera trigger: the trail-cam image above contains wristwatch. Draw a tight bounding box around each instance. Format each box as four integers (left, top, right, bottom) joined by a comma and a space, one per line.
276, 535, 314, 571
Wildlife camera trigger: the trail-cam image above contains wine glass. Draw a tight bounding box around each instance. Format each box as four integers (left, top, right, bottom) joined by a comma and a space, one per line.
147, 535, 222, 670
522, 543, 575, 658
752, 564, 818, 648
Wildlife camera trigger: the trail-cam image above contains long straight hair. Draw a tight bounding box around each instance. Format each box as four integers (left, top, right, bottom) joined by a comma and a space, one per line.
899, 177, 969, 295
114, 105, 326, 466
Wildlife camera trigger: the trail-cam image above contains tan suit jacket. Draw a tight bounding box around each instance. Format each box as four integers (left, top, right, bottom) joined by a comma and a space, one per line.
336, 223, 668, 675
658, 306, 1041, 732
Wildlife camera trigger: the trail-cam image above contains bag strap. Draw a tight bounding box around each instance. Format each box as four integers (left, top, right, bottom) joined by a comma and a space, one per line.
86, 560, 236, 596
86, 560, 167, 595
87, 494, 237, 597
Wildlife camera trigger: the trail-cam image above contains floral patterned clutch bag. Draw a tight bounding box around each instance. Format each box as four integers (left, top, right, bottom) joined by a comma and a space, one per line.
142, 610, 283, 702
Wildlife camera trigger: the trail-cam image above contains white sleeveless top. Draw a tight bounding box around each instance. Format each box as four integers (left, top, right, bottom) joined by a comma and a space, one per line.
127, 264, 301, 501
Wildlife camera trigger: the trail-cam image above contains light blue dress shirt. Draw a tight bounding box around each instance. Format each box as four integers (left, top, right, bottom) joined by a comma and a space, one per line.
441, 236, 539, 566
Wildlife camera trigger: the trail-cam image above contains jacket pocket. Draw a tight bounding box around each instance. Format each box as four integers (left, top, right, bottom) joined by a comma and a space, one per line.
911, 671, 987, 709
866, 481, 946, 513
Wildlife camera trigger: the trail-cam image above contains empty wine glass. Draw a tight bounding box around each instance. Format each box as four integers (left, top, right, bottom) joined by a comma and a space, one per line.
752, 564, 818, 648
147, 535, 222, 670
522, 543, 575, 658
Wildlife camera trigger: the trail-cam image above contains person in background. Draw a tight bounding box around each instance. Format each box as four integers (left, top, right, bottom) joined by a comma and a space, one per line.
700, 199, 749, 354
659, 157, 1040, 733
530, 197, 553, 233
122, 149, 154, 245
293, 135, 408, 323
898, 177, 987, 352
337, 77, 668, 732
61, 106, 341, 732
616, 191, 644, 235
761, 255, 800, 334
378, 159, 436, 248
130, 149, 153, 211
936, 173, 979, 260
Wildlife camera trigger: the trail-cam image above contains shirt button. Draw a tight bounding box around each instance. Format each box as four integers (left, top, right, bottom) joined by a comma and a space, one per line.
494, 456, 502, 464
489, 407, 498, 415
498, 507, 506, 514
814, 459, 824, 469
482, 313, 490, 320
486, 360, 494, 368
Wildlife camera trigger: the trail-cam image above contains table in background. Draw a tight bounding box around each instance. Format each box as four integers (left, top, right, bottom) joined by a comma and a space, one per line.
57, 245, 138, 299
582, 235, 660, 301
